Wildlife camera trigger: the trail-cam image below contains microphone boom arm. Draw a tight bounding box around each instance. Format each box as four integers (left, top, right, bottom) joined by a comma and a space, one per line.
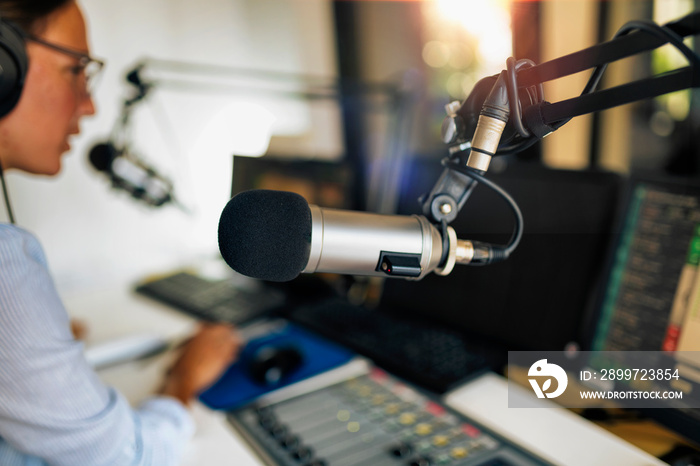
420, 10, 700, 267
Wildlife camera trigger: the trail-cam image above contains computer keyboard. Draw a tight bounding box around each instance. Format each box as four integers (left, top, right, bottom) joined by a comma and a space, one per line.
288, 298, 498, 393
134, 271, 285, 324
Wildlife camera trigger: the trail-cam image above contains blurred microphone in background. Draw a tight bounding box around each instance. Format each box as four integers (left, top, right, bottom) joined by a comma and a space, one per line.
88, 141, 176, 208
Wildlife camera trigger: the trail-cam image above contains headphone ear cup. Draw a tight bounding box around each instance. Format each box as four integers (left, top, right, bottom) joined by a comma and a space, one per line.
0, 20, 27, 118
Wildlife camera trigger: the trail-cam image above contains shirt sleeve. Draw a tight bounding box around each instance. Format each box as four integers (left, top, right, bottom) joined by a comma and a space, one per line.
0, 225, 195, 466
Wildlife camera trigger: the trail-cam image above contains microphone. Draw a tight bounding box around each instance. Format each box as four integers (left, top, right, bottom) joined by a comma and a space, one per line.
218, 189, 498, 282
88, 142, 175, 207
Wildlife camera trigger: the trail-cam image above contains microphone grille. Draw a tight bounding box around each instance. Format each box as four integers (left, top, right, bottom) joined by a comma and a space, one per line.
218, 189, 312, 282
88, 142, 118, 172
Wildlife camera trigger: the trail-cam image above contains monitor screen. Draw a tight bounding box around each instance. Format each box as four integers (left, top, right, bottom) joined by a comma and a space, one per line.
230, 154, 354, 210
228, 153, 358, 302
379, 157, 623, 352
587, 176, 700, 443
591, 179, 700, 353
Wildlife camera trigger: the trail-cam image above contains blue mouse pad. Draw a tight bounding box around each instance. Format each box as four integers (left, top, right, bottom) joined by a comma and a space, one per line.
199, 322, 355, 410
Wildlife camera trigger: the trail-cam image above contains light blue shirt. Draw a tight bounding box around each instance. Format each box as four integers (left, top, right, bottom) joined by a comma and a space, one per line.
0, 224, 195, 465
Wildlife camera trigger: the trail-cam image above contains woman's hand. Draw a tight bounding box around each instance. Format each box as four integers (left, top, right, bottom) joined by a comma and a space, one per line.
70, 319, 88, 340
160, 323, 243, 406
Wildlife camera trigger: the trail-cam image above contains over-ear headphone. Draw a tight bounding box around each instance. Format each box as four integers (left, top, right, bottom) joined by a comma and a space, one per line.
0, 17, 24, 224
0, 18, 27, 118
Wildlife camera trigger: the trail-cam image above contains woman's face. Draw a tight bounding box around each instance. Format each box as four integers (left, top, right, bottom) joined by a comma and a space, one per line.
0, 1, 96, 175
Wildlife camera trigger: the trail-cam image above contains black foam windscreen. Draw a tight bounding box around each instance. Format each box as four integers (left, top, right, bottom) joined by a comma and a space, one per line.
88, 142, 117, 172
218, 189, 312, 282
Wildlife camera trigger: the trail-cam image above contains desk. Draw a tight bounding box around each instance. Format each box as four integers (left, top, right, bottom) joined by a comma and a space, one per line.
63, 285, 666, 466
63, 285, 264, 466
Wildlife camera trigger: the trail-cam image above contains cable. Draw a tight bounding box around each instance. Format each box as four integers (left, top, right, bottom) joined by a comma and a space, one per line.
442, 159, 523, 259
469, 57, 544, 156
0, 160, 15, 224
495, 133, 541, 156
505, 57, 543, 139
439, 219, 450, 267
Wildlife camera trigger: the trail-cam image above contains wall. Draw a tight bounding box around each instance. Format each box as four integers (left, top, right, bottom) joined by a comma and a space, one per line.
3, 0, 337, 296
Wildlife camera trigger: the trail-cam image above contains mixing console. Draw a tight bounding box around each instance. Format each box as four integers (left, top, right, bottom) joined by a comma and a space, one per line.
229, 368, 548, 466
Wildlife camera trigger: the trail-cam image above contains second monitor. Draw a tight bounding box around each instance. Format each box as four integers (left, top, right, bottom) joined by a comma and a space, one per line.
230, 154, 355, 210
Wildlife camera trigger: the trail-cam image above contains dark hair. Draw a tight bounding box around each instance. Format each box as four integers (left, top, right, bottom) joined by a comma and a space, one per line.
0, 0, 72, 34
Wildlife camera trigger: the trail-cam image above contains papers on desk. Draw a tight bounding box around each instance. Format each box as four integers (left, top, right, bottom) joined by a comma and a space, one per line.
84, 333, 170, 370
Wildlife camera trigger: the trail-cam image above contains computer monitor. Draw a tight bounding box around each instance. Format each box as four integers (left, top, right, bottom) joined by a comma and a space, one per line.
586, 174, 700, 445
379, 157, 623, 352
228, 153, 360, 302
230, 154, 354, 210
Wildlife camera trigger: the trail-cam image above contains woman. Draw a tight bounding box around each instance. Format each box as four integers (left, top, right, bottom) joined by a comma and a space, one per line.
0, 1, 242, 464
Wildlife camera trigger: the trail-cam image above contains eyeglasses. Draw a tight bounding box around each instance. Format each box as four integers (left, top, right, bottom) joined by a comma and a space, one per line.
23, 34, 105, 95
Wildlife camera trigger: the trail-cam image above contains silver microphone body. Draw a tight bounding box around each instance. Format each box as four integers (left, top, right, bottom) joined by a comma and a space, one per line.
302, 205, 446, 280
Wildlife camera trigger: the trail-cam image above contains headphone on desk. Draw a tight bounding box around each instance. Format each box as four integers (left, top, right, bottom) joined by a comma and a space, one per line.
0, 17, 27, 118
